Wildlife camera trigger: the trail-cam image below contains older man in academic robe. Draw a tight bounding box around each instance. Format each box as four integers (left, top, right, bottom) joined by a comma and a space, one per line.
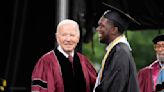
138, 34, 164, 92
31, 19, 97, 92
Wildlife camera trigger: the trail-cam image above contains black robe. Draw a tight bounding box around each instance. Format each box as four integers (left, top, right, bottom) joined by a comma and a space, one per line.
95, 43, 139, 92
54, 48, 86, 92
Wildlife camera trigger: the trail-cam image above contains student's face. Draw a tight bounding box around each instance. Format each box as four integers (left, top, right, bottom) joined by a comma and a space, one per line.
56, 24, 80, 53
96, 16, 115, 44
155, 41, 164, 61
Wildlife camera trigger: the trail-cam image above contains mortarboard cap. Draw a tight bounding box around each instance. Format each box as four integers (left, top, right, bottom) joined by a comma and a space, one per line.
102, 2, 140, 31
152, 34, 164, 44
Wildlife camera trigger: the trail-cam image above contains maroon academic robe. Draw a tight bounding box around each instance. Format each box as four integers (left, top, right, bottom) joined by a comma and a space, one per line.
31, 50, 97, 92
138, 60, 161, 92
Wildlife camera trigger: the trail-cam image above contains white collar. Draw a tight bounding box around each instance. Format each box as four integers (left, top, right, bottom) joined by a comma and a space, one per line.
106, 35, 132, 51
159, 60, 164, 67
57, 45, 74, 58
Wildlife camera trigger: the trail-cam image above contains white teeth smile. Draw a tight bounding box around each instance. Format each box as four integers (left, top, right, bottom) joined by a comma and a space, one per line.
98, 34, 102, 38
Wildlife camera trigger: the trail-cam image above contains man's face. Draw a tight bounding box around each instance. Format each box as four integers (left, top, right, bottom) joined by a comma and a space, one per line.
154, 41, 164, 62
56, 24, 79, 54
96, 16, 115, 44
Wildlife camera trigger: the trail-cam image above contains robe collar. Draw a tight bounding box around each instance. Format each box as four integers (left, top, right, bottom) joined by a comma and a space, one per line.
159, 61, 164, 67
149, 60, 163, 69
57, 45, 74, 58
106, 34, 132, 51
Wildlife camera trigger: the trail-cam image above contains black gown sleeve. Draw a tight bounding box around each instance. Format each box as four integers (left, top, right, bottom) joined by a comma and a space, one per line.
96, 44, 139, 92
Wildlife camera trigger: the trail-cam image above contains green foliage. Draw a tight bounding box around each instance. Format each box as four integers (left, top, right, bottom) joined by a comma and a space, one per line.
82, 29, 164, 71
82, 32, 106, 70
127, 30, 162, 70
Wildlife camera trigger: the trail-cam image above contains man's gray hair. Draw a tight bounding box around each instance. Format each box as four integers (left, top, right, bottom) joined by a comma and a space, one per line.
56, 19, 80, 36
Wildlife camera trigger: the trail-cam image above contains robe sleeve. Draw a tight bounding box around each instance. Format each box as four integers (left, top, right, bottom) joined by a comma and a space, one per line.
31, 56, 55, 92
96, 47, 138, 92
77, 53, 97, 92
86, 57, 97, 91
138, 67, 153, 92
105, 48, 130, 92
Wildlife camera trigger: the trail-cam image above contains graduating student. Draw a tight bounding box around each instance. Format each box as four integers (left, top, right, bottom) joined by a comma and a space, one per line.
31, 19, 97, 92
93, 3, 140, 92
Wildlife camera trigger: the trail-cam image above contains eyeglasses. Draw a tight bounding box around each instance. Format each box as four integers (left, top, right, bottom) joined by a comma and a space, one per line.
155, 44, 164, 51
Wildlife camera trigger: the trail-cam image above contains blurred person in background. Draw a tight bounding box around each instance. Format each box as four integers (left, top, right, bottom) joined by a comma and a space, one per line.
138, 34, 164, 92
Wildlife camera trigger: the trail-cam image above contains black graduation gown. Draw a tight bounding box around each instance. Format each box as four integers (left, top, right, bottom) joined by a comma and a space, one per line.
95, 43, 139, 92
